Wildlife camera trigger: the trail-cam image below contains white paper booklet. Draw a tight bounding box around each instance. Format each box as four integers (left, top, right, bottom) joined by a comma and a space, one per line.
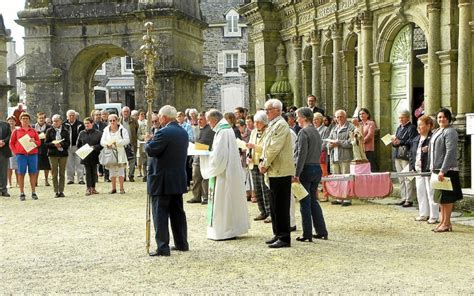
75, 144, 94, 160
18, 134, 37, 153
430, 173, 453, 191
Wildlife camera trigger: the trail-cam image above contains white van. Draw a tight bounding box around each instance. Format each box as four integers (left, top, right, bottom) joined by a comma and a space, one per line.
94, 103, 122, 116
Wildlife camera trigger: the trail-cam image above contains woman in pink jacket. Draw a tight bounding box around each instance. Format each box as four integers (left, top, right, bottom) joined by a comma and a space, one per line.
358, 108, 377, 172
9, 113, 41, 201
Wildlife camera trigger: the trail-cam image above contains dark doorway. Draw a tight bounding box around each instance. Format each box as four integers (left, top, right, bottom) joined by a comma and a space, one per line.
125, 90, 135, 110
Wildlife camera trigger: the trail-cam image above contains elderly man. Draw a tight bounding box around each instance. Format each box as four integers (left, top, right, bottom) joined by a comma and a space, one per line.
93, 109, 107, 131
200, 110, 249, 240
327, 109, 354, 206
120, 106, 139, 182
307, 94, 325, 116
188, 112, 215, 205
64, 109, 85, 184
145, 105, 189, 257
259, 99, 295, 248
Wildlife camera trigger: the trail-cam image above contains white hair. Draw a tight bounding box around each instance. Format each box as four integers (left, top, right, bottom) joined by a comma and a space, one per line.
253, 110, 268, 124
158, 105, 177, 119
265, 99, 283, 111
399, 109, 411, 118
122, 106, 130, 112
189, 108, 199, 116
51, 114, 62, 121
131, 110, 138, 116
66, 109, 76, 116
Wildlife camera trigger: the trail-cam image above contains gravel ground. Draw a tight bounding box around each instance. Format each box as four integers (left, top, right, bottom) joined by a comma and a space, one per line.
1, 177, 473, 294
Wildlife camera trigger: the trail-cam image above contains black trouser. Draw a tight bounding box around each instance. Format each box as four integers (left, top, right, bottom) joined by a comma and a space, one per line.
185, 156, 192, 186
84, 163, 98, 188
268, 176, 292, 243
152, 194, 188, 254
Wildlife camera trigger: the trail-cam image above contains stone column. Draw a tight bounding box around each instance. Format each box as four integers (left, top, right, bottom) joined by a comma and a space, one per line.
359, 11, 374, 112
292, 35, 303, 107
370, 62, 392, 172
0, 29, 10, 115
310, 30, 321, 99
319, 55, 332, 112
456, 0, 472, 120
331, 24, 343, 114
301, 59, 312, 101
455, 0, 472, 187
341, 50, 356, 113
426, 0, 441, 116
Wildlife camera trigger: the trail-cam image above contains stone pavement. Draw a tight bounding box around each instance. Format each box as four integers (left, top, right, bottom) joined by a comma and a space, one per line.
1, 178, 473, 294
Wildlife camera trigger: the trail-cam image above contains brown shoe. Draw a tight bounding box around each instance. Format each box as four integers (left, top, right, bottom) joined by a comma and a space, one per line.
254, 214, 268, 221
91, 188, 99, 194
109, 189, 117, 194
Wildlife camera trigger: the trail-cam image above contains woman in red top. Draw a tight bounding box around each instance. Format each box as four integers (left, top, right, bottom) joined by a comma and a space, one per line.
9, 113, 41, 201
358, 108, 377, 172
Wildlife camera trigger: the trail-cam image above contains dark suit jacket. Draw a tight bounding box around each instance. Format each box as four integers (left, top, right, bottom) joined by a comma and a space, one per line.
0, 121, 12, 158
146, 121, 189, 196
392, 122, 417, 159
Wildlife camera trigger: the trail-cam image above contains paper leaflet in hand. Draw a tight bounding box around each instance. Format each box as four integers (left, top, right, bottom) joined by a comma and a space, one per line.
75, 143, 94, 160
381, 134, 393, 146
187, 142, 210, 156
292, 182, 309, 201
52, 139, 64, 145
18, 134, 37, 153
430, 173, 453, 191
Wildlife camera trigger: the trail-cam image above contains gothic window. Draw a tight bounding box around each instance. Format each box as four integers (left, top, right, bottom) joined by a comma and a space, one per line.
224, 9, 241, 37
218, 50, 247, 76
412, 25, 427, 51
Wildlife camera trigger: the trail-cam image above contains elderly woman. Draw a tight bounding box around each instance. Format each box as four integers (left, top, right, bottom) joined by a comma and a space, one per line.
77, 117, 103, 196
358, 108, 377, 171
100, 114, 130, 194
429, 108, 463, 232
409, 115, 438, 223
293, 107, 328, 241
45, 114, 71, 198
246, 110, 271, 221
391, 110, 418, 207
313, 112, 330, 201
9, 113, 41, 200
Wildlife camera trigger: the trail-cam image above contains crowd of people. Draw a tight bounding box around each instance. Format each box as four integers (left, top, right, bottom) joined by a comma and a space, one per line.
0, 95, 464, 256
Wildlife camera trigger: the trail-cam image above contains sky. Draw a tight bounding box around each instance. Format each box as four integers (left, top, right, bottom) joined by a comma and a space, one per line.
1, 1, 25, 55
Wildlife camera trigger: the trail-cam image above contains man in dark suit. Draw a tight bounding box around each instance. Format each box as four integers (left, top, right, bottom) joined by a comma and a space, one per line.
145, 105, 189, 257
307, 94, 325, 116
0, 118, 12, 197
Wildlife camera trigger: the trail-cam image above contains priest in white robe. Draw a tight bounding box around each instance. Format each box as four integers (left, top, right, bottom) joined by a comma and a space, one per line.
200, 109, 249, 240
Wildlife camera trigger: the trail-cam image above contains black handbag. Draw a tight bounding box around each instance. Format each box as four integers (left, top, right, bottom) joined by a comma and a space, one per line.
396, 145, 410, 160
124, 144, 134, 160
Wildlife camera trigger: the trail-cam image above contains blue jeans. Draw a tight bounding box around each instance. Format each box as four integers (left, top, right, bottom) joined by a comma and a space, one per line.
299, 164, 327, 238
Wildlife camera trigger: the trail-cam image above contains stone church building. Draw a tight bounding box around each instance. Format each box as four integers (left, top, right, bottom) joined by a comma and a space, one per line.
239, 0, 473, 184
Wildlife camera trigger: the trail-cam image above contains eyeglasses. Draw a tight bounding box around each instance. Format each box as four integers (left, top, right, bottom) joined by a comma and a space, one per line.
109, 119, 116, 122
152, 120, 158, 123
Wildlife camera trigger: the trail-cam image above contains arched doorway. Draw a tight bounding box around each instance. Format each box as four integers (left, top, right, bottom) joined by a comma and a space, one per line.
389, 23, 427, 132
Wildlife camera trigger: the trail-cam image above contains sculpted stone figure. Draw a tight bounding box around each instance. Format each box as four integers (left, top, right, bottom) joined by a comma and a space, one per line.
350, 118, 368, 163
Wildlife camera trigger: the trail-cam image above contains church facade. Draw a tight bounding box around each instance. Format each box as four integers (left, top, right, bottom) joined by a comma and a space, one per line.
239, 0, 473, 185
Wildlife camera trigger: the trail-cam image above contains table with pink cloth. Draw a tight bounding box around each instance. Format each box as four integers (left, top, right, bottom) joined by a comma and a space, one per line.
323, 172, 393, 199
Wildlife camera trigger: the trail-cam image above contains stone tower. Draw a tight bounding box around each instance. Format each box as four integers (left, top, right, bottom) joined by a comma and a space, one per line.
0, 15, 12, 116
17, 0, 206, 118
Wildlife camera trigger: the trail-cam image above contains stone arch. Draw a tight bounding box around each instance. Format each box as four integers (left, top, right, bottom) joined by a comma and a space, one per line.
67, 44, 130, 116
375, 12, 429, 63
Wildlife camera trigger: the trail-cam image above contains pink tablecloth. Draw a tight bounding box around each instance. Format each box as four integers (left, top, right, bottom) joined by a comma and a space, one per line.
324, 173, 393, 199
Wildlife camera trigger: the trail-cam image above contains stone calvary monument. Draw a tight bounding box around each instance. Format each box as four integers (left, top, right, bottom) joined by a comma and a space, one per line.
17, 0, 207, 117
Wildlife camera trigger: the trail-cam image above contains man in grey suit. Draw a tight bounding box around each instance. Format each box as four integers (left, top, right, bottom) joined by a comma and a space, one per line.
0, 118, 12, 197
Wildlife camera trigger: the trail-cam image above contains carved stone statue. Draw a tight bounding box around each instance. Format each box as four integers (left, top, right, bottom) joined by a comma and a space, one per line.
350, 118, 368, 163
